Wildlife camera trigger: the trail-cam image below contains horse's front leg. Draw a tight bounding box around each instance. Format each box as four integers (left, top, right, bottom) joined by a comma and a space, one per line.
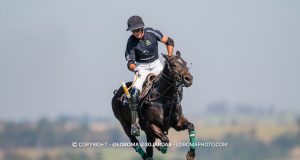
145, 133, 155, 159
149, 123, 169, 154
172, 115, 196, 160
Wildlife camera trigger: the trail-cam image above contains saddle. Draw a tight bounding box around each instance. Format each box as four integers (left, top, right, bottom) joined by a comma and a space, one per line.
118, 73, 157, 105
140, 73, 157, 99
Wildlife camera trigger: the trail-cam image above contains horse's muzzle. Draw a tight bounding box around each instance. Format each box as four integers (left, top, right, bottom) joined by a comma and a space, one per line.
183, 74, 193, 87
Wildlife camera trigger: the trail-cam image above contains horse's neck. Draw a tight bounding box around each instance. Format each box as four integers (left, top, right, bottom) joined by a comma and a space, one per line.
155, 67, 176, 96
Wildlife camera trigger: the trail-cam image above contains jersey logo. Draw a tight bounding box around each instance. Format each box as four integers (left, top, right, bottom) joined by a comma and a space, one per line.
145, 39, 152, 46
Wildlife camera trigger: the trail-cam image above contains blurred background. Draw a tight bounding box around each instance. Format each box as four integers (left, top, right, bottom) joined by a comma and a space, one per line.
0, 0, 299, 159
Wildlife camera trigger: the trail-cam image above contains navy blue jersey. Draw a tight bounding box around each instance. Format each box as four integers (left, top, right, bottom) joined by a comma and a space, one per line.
125, 27, 163, 63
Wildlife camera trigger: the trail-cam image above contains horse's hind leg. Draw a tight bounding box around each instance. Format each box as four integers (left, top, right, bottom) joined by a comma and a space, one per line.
172, 115, 196, 160
121, 122, 148, 159
149, 124, 169, 154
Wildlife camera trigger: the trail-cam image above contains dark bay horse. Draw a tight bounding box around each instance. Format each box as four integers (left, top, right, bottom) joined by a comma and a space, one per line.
112, 51, 196, 160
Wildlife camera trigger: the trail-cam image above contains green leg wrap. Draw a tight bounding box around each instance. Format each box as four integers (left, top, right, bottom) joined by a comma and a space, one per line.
189, 130, 196, 151
134, 146, 146, 157
160, 145, 168, 154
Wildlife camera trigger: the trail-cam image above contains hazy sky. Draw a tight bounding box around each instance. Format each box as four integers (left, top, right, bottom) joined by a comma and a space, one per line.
0, 0, 299, 120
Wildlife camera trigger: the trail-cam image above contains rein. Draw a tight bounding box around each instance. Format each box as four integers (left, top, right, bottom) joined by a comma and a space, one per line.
146, 64, 184, 102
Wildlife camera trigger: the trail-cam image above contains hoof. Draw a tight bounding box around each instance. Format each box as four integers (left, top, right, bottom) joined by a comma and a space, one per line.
144, 157, 153, 160
186, 150, 195, 160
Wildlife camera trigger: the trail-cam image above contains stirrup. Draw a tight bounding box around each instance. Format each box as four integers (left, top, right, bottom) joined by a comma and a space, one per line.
131, 124, 140, 136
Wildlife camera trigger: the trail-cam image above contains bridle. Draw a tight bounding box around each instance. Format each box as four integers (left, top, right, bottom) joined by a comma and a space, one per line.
162, 57, 189, 88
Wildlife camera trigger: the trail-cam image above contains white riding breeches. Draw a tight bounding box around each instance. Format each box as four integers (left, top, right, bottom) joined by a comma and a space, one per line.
132, 59, 163, 91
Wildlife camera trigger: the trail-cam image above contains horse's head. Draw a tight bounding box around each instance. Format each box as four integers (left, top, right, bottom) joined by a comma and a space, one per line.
162, 51, 193, 87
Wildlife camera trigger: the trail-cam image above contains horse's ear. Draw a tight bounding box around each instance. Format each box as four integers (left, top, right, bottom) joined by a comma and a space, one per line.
176, 50, 181, 57
161, 53, 169, 60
